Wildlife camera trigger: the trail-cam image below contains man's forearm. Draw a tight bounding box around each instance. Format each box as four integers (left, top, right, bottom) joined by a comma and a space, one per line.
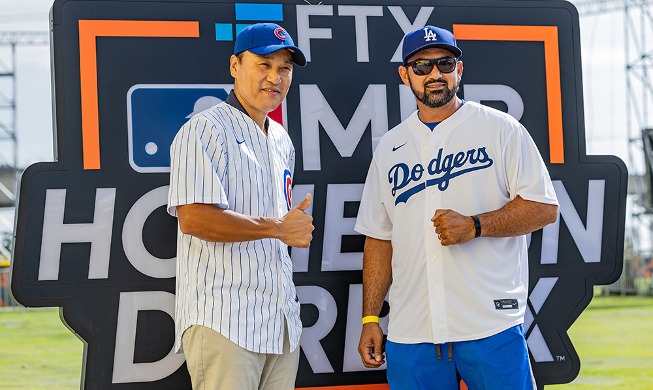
177, 203, 279, 243
362, 237, 393, 316
477, 195, 558, 237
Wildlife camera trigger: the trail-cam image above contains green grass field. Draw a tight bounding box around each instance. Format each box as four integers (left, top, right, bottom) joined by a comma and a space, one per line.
1, 295, 652, 389
0, 307, 83, 389
548, 294, 653, 389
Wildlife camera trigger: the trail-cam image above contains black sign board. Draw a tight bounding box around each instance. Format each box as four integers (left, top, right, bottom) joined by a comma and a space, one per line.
11, 1, 627, 388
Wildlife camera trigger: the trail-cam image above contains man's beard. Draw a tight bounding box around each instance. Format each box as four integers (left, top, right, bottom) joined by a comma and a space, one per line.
409, 77, 459, 108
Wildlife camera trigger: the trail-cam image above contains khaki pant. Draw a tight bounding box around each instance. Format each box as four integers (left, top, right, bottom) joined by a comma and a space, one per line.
182, 324, 299, 390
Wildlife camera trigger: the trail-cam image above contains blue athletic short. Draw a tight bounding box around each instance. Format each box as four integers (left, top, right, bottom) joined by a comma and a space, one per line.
385, 324, 536, 390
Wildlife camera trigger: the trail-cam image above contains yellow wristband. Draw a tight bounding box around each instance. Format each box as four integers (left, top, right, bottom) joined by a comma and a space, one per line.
362, 315, 380, 324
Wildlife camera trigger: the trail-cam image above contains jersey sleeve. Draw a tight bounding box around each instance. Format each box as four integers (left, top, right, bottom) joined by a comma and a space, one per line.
355, 154, 393, 240
504, 123, 559, 206
167, 116, 229, 217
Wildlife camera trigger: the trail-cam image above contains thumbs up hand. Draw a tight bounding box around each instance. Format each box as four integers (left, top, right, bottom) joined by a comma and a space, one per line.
278, 194, 314, 248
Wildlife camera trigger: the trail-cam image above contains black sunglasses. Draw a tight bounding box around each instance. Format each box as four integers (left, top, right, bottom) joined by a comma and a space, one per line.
406, 57, 458, 75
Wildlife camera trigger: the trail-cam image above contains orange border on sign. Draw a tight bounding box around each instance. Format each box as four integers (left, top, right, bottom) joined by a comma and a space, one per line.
453, 24, 564, 164
78, 20, 200, 170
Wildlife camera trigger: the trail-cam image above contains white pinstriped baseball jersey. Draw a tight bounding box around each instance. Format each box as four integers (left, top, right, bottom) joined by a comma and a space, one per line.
355, 102, 558, 344
167, 91, 301, 355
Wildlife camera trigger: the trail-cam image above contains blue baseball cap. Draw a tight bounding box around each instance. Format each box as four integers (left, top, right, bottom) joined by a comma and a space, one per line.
402, 25, 462, 64
234, 23, 307, 66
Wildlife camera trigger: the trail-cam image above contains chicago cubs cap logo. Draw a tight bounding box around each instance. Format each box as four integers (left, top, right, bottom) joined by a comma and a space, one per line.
274, 27, 287, 40
283, 169, 292, 210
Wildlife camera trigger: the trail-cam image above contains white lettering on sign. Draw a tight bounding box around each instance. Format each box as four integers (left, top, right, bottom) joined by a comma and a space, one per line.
122, 185, 175, 278
296, 5, 435, 63
541, 180, 605, 264
337, 6, 383, 62
463, 84, 525, 120
300, 84, 388, 171
39, 188, 115, 280
291, 184, 316, 272
112, 291, 185, 383
33, 179, 607, 380
525, 277, 558, 362
321, 183, 365, 271
297, 285, 338, 373
296, 5, 334, 63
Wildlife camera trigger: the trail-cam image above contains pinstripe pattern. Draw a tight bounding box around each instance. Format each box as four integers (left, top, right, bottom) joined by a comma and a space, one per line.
167, 99, 301, 355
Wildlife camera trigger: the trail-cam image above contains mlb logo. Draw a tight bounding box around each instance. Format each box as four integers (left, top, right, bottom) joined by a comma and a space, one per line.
127, 84, 287, 173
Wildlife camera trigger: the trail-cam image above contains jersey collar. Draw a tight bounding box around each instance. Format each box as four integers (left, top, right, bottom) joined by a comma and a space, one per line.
225, 90, 270, 130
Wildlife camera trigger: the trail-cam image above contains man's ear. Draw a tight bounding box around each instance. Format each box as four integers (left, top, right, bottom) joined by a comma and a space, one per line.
229, 54, 239, 78
398, 65, 410, 86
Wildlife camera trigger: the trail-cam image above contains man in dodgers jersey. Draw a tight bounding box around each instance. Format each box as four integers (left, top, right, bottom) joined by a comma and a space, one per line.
167, 23, 314, 389
355, 25, 559, 389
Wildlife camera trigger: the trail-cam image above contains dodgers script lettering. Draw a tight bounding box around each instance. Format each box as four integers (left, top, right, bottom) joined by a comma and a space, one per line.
389, 146, 494, 204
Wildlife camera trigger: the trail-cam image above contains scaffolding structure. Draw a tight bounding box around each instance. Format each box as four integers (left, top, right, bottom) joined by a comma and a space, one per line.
575, 0, 653, 293
0, 32, 49, 170
0, 31, 49, 259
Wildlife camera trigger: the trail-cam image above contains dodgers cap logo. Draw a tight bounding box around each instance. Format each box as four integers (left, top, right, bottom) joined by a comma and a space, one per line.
402, 25, 463, 64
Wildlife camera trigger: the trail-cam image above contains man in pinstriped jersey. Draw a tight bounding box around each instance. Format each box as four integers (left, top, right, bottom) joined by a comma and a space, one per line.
167, 23, 313, 389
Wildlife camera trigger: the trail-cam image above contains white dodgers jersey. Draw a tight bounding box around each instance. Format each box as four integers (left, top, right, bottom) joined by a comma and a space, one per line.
355, 102, 558, 344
